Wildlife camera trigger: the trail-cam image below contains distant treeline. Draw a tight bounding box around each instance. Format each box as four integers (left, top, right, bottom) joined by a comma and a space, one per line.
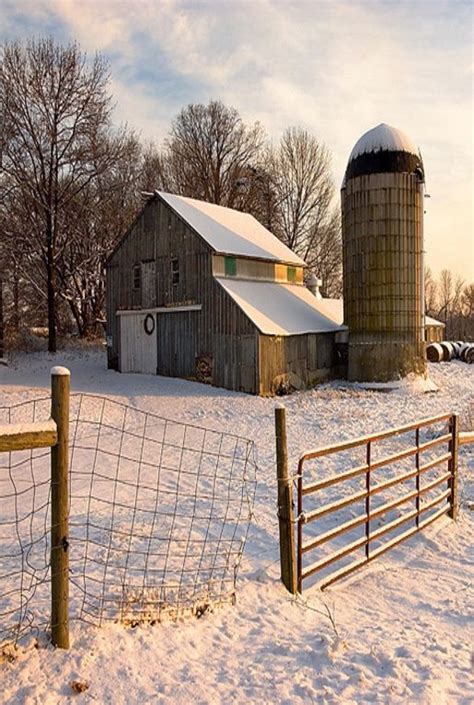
425, 269, 474, 341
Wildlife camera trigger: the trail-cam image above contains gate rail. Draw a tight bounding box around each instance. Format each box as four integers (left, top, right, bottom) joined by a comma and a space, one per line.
293, 412, 459, 592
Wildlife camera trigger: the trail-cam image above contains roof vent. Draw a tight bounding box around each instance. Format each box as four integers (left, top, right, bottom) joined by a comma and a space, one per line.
307, 273, 322, 299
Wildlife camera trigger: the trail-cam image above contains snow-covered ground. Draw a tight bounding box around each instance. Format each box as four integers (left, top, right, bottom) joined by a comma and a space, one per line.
1, 348, 473, 705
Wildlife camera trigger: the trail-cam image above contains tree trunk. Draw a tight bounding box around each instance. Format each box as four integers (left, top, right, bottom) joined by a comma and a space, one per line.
46, 221, 57, 353
67, 298, 84, 338
0, 278, 4, 359
12, 274, 19, 331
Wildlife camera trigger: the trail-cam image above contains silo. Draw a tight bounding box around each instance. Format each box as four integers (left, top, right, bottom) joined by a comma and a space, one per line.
341, 123, 426, 382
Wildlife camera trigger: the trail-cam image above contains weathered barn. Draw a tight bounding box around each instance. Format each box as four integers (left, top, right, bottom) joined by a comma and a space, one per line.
106, 192, 346, 395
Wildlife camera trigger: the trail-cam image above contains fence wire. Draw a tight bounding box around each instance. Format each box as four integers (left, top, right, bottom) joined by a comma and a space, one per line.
0, 394, 257, 648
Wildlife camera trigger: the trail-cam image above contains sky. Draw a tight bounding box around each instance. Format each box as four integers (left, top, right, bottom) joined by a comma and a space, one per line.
1, 0, 473, 281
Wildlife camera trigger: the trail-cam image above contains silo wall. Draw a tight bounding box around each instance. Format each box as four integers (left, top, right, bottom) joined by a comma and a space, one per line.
342, 171, 426, 382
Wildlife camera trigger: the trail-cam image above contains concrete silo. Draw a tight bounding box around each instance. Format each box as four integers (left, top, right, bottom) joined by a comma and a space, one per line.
341, 123, 426, 383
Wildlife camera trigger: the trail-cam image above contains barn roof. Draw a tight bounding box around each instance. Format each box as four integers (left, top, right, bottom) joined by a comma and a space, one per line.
157, 191, 305, 266
289, 297, 444, 329
216, 279, 346, 336
300, 298, 444, 329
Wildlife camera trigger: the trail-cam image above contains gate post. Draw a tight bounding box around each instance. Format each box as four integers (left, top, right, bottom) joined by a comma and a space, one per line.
275, 405, 297, 594
50, 367, 70, 648
448, 414, 459, 520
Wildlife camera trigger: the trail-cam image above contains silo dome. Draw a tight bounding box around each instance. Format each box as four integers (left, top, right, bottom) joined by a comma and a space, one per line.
341, 122, 426, 383
344, 123, 424, 184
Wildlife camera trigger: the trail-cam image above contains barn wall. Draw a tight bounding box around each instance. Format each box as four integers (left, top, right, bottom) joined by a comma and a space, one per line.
212, 255, 304, 284
210, 280, 257, 393
107, 196, 259, 393
425, 325, 444, 343
258, 332, 341, 395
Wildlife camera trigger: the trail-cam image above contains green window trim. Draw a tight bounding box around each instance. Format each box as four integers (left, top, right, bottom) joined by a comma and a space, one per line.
225, 256, 237, 276
287, 266, 297, 282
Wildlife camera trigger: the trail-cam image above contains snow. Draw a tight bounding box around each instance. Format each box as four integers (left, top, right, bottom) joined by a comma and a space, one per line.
426, 315, 445, 328
50, 366, 70, 376
157, 191, 306, 265
216, 279, 346, 335
348, 124, 421, 162
288, 297, 443, 331
1, 348, 473, 704
0, 418, 56, 438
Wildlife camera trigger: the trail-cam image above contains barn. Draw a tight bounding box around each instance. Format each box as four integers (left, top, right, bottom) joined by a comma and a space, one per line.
106, 191, 346, 395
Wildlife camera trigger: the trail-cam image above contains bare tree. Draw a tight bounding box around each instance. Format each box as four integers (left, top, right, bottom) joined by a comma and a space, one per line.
438, 269, 453, 325
424, 266, 438, 316
56, 129, 144, 337
461, 283, 474, 318
425, 268, 473, 340
270, 128, 342, 296
164, 100, 265, 208
139, 142, 173, 194
0, 38, 113, 351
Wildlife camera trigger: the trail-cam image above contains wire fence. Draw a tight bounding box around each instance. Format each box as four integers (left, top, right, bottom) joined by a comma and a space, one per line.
0, 394, 257, 649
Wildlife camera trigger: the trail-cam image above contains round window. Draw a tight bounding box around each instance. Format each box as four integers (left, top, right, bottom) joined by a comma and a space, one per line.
143, 313, 155, 335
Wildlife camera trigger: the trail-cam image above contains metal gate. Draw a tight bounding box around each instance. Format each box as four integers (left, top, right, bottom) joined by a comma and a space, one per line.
296, 413, 459, 591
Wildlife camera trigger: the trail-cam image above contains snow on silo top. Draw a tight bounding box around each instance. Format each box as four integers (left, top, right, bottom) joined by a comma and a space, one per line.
343, 123, 424, 184
348, 123, 420, 161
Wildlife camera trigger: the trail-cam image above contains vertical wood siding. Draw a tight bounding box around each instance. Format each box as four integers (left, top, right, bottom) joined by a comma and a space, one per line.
258, 333, 339, 394
119, 313, 158, 374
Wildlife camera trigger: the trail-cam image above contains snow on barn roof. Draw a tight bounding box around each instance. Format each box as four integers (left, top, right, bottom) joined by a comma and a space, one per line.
216, 279, 346, 336
425, 316, 445, 328
294, 297, 444, 329
157, 191, 305, 266
348, 123, 420, 162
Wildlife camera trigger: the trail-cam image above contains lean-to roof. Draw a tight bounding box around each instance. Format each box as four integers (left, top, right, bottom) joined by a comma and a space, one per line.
216, 279, 346, 336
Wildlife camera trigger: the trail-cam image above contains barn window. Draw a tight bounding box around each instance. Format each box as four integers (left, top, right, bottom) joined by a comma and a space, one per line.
171, 258, 180, 285
287, 266, 297, 282
225, 256, 237, 276
132, 264, 141, 290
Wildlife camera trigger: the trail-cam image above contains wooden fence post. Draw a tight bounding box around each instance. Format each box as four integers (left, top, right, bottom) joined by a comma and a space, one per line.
448, 414, 459, 521
275, 405, 297, 594
50, 366, 70, 648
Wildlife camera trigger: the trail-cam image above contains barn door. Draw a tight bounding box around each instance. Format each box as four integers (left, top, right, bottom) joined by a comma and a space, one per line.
239, 335, 256, 393
119, 313, 157, 374
141, 261, 156, 308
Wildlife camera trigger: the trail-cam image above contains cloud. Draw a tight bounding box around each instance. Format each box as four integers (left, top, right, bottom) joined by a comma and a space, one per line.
2, 0, 472, 279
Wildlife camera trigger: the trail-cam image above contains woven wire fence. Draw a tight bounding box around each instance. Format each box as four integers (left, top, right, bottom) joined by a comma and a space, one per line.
0, 396, 52, 649
0, 394, 257, 648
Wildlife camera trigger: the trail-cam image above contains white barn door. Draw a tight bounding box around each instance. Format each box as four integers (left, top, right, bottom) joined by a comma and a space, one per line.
119, 312, 157, 374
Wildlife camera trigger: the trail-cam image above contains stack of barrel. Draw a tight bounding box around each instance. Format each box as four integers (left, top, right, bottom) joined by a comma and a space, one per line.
426, 341, 474, 363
